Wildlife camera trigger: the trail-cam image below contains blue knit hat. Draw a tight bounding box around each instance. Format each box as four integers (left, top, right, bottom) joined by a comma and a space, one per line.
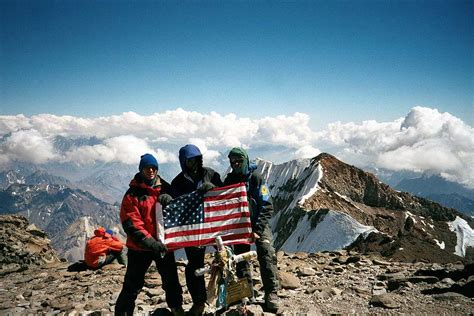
139, 153, 159, 171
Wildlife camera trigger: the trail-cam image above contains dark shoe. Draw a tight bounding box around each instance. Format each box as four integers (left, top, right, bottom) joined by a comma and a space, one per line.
186, 303, 205, 316
264, 292, 280, 312
171, 307, 185, 316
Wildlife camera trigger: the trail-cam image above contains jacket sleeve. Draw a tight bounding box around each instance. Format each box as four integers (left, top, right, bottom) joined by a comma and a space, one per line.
252, 174, 274, 235
210, 170, 224, 187
160, 178, 175, 197
106, 237, 124, 252
120, 191, 153, 245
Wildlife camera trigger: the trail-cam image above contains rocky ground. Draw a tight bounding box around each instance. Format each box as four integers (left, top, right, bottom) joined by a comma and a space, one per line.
1, 250, 473, 315
1, 215, 473, 315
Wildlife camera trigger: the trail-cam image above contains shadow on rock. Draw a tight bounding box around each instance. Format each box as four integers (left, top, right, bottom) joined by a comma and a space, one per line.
418, 263, 474, 298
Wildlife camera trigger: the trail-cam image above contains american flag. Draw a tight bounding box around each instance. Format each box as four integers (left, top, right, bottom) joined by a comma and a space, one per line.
156, 182, 253, 251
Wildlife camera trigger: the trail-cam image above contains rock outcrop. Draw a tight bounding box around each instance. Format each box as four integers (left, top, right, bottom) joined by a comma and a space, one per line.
0, 215, 60, 276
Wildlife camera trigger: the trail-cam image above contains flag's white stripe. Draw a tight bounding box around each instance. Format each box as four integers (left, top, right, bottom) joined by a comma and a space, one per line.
205, 206, 250, 218
165, 216, 251, 234
204, 185, 247, 197
165, 227, 252, 244
204, 197, 246, 208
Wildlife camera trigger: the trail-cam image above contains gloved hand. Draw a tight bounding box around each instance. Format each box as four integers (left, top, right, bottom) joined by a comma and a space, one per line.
198, 182, 216, 193
159, 193, 173, 207
142, 237, 168, 255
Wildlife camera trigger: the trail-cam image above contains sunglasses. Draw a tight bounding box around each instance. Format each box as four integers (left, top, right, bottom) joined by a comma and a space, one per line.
230, 158, 244, 164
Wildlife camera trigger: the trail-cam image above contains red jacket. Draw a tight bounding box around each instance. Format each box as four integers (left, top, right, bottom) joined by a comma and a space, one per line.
84, 227, 124, 268
120, 173, 173, 251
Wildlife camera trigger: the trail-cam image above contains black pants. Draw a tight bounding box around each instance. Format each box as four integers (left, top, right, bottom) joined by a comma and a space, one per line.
115, 249, 183, 315
184, 246, 207, 304
234, 226, 280, 295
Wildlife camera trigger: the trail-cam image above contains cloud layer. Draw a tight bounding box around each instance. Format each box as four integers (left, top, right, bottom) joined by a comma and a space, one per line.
0, 106, 472, 187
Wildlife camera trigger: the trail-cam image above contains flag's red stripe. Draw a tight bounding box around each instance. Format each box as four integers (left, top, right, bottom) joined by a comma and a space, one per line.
165, 222, 252, 238
207, 182, 245, 192
205, 191, 246, 202
166, 233, 253, 250
205, 211, 251, 223
205, 201, 249, 212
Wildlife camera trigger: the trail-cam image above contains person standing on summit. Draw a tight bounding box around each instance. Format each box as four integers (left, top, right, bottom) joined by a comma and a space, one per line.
115, 153, 184, 316
171, 144, 223, 316
223, 147, 280, 312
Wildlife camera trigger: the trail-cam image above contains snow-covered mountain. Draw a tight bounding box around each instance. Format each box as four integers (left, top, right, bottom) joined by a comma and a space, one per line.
256, 153, 474, 263
0, 170, 25, 189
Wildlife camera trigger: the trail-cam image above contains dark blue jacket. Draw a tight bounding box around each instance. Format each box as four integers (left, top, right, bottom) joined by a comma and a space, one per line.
223, 164, 273, 235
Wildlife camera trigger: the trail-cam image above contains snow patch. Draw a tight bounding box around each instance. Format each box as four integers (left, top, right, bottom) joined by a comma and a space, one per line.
280, 210, 377, 253
448, 216, 474, 257
298, 163, 323, 206
405, 211, 418, 224
433, 239, 445, 250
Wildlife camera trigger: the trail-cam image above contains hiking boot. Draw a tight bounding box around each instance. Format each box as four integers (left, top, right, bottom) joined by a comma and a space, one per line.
171, 307, 185, 316
186, 302, 205, 316
264, 292, 280, 312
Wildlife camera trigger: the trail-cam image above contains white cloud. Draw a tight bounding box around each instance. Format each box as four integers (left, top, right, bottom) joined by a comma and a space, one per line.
63, 135, 177, 165
0, 129, 57, 164
294, 145, 321, 159
320, 106, 473, 187
0, 106, 472, 187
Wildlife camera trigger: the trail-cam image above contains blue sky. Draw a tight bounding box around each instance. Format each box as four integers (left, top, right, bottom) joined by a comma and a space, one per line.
1, 0, 472, 128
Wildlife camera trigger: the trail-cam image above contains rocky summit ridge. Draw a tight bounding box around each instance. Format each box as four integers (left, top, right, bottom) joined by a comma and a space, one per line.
257, 153, 474, 263
0, 215, 473, 315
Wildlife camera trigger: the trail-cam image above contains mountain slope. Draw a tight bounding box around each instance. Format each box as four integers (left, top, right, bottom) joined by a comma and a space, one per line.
257, 153, 474, 263
0, 183, 121, 261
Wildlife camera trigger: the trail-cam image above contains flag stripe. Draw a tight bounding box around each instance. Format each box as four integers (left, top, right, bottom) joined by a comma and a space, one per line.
165, 222, 252, 238
205, 201, 249, 212
166, 233, 253, 249
204, 191, 247, 202
205, 211, 251, 223
205, 207, 250, 219
204, 183, 247, 197
160, 182, 253, 251
165, 227, 252, 243
164, 215, 251, 234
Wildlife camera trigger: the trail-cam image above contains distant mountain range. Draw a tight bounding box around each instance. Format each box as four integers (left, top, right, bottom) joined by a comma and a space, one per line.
394, 175, 474, 217
1, 152, 472, 264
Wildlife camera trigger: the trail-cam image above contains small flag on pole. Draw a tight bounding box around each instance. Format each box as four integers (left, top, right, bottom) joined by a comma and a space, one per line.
156, 182, 253, 251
